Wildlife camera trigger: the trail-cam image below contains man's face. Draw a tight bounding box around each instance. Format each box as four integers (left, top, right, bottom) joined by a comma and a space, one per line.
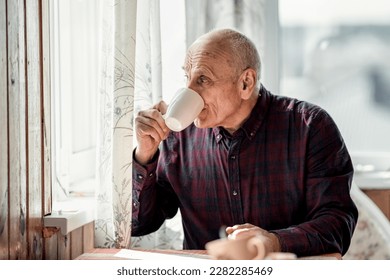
183, 38, 244, 130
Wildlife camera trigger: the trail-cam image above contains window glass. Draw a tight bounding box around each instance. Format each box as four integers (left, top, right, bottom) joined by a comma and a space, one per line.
50, 0, 100, 201
279, 0, 390, 174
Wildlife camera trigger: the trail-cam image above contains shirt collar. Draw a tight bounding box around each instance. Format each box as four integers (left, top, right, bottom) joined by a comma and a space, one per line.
213, 84, 271, 142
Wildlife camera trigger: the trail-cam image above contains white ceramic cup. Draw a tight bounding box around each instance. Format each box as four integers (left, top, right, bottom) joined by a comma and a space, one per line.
164, 88, 204, 132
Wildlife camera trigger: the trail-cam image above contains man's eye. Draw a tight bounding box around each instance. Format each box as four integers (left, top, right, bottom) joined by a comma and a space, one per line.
198, 75, 208, 84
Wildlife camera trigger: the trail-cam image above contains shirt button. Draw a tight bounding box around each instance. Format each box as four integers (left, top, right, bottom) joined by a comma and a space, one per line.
250, 132, 255, 137
232, 190, 238, 196
216, 134, 222, 140
133, 201, 139, 208
137, 174, 144, 180
149, 173, 153, 177
230, 155, 236, 160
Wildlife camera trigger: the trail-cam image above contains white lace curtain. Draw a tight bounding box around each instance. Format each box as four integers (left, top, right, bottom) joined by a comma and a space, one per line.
94, 0, 266, 249
94, 0, 137, 248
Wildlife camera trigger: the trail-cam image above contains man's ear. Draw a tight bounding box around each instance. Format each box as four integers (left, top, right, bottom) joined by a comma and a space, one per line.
239, 68, 257, 99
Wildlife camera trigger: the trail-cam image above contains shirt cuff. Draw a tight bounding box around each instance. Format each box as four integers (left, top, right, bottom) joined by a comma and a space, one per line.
269, 227, 307, 255
132, 148, 159, 188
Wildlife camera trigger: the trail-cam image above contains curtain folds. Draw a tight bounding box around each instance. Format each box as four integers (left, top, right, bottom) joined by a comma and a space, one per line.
130, 0, 184, 250
95, 0, 137, 249
185, 0, 265, 61
133, 0, 162, 113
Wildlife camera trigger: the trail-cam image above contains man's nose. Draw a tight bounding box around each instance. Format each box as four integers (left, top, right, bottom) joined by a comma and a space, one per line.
186, 79, 199, 93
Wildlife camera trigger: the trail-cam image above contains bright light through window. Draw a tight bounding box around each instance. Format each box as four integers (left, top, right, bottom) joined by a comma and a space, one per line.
280, 0, 390, 26
279, 0, 390, 166
51, 0, 100, 202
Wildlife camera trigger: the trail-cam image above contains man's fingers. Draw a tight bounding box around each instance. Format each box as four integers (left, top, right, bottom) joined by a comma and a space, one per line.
136, 110, 169, 140
153, 100, 168, 114
226, 223, 258, 239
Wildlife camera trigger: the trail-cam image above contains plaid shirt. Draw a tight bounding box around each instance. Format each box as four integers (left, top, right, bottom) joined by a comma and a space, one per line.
132, 85, 358, 257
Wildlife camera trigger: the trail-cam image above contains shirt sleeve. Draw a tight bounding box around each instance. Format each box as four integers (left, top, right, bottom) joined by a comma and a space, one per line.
271, 110, 358, 257
131, 149, 179, 236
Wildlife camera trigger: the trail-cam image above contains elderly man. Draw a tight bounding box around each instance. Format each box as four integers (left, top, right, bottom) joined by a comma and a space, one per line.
132, 28, 358, 257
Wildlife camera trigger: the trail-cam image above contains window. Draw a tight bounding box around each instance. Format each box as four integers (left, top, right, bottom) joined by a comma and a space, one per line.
50, 0, 184, 206
50, 0, 101, 203
279, 0, 390, 180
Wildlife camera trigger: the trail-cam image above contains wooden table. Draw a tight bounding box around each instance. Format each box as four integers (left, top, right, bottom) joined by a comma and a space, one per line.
75, 248, 342, 260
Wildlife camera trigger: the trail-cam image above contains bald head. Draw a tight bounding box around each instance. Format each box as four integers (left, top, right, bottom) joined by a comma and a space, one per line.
190, 29, 261, 82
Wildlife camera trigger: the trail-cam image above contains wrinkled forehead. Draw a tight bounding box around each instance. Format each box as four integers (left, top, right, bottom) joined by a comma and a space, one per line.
184, 38, 235, 72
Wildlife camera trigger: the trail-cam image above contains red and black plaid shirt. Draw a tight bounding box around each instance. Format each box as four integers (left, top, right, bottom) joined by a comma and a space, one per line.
132, 85, 358, 257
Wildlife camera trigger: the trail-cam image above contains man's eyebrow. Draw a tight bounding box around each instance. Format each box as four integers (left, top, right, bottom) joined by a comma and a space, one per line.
182, 65, 190, 73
